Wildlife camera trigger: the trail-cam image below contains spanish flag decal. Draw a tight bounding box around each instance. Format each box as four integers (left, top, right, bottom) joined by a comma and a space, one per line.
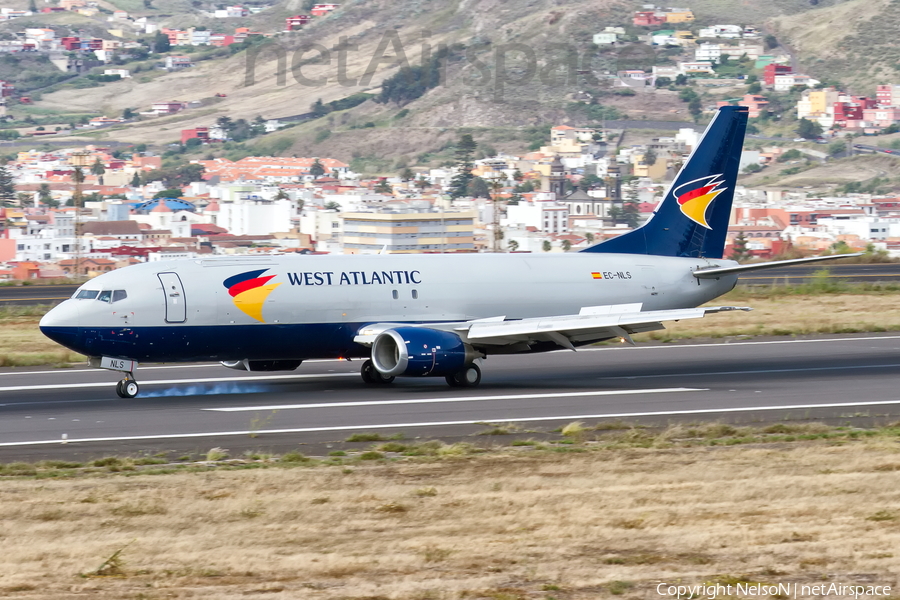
592, 272, 603, 279
674, 174, 727, 230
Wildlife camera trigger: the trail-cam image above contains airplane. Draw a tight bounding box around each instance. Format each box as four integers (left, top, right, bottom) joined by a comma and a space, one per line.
40, 106, 857, 398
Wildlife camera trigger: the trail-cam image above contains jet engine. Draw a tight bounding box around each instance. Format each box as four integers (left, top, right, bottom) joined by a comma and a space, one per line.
220, 359, 303, 371
371, 327, 480, 377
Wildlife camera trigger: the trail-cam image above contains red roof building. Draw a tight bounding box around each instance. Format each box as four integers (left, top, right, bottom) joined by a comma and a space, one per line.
763, 63, 792, 86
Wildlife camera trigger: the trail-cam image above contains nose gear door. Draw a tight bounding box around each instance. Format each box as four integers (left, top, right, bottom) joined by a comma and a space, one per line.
158, 272, 186, 323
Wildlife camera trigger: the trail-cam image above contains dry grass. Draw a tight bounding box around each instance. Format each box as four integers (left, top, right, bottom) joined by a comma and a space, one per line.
1, 432, 900, 599
639, 293, 900, 342
0, 309, 84, 366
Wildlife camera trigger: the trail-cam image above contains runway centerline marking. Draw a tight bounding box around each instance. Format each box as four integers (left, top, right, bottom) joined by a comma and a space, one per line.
5, 398, 900, 447
600, 363, 900, 380
203, 388, 708, 412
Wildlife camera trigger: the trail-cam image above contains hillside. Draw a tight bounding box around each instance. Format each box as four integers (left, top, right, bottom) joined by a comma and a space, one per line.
738, 153, 900, 192
771, 0, 897, 94
23, 0, 876, 169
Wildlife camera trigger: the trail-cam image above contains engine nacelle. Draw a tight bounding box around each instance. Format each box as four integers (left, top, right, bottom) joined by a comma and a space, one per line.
371, 327, 478, 377
220, 359, 303, 372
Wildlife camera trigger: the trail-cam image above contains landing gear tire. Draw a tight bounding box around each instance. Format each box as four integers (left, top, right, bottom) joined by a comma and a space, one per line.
116, 378, 139, 398
446, 363, 481, 388
361, 359, 394, 385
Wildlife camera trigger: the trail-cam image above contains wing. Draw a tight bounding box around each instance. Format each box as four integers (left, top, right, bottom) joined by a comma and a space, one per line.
353, 303, 751, 352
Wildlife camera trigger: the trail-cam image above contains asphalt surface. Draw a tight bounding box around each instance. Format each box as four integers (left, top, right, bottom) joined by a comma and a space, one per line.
0, 265, 897, 307
0, 285, 78, 306
2, 333, 900, 462
736, 262, 900, 286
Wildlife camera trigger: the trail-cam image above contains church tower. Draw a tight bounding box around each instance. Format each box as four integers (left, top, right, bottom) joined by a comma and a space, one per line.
546, 156, 566, 198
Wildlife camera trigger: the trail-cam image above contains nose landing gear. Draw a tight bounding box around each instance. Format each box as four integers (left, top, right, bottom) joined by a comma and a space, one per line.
115, 375, 139, 398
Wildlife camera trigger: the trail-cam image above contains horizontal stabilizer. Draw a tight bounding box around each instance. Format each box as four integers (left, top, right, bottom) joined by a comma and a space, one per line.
693, 253, 863, 279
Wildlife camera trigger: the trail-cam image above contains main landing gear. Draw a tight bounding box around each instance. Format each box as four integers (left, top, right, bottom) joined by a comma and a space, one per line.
445, 363, 481, 388
360, 359, 395, 385
115, 374, 139, 398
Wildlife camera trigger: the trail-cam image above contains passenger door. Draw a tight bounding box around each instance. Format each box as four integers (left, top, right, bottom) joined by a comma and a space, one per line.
158, 272, 186, 323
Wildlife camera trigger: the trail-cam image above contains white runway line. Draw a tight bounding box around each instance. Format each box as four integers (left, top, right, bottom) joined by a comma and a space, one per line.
4, 397, 900, 447
0, 372, 358, 392
203, 388, 708, 412
600, 363, 900, 380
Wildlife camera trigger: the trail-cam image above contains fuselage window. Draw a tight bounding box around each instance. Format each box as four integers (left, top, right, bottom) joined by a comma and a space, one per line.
112, 290, 128, 302
75, 290, 99, 300
412, 289, 418, 299
392, 289, 398, 299
97, 290, 112, 303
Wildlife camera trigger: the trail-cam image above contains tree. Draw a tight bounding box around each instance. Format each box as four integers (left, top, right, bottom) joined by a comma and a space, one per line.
581, 174, 602, 189
374, 179, 393, 194
585, 232, 595, 244
399, 167, 415, 182
508, 239, 519, 252
216, 115, 234, 131
747, 81, 762, 94
764, 34, 779, 50
131, 172, 141, 187
153, 189, 184, 199
642, 148, 657, 166
310, 158, 326, 178
561, 239, 572, 252
324, 201, 341, 211
90, 158, 105, 176
466, 176, 490, 199
0, 162, 16, 206
414, 176, 430, 191
38, 183, 56, 207
729, 231, 750, 262
542, 240, 552, 252
153, 31, 170, 53
123, 107, 136, 119
512, 169, 524, 182
274, 188, 290, 201
797, 118, 823, 139
448, 134, 477, 199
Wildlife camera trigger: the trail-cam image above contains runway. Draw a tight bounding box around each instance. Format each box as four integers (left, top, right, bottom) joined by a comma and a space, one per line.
2, 333, 900, 462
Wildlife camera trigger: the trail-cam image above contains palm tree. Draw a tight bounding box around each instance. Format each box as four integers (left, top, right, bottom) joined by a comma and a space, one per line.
542, 240, 551, 252
561, 239, 572, 252
508, 239, 519, 252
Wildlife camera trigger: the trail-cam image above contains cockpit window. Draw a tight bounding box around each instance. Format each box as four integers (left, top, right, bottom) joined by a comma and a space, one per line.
75, 290, 99, 300
97, 290, 112, 303
112, 290, 127, 303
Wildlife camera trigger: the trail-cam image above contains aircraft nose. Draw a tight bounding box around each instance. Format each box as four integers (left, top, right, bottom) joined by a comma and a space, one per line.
40, 300, 85, 352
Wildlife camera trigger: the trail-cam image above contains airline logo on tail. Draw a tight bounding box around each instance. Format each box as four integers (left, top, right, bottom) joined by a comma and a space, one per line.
674, 174, 727, 229
223, 269, 281, 323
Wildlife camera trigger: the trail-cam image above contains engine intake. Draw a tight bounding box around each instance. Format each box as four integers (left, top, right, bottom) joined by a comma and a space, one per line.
371, 327, 478, 377
221, 359, 303, 372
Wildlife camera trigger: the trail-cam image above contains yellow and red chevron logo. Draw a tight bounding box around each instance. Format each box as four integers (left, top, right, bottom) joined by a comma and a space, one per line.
223, 269, 281, 323
674, 174, 727, 229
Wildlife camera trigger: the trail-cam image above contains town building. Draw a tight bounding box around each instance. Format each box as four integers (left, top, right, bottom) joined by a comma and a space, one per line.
342, 208, 476, 254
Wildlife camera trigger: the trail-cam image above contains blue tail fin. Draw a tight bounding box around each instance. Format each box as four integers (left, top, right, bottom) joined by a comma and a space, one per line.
581, 105, 748, 259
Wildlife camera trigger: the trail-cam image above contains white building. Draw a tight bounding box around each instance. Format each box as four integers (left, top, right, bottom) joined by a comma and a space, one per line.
504, 200, 569, 234
695, 43, 721, 63
773, 73, 819, 92
218, 199, 293, 236
593, 32, 617, 45
698, 24, 743, 39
